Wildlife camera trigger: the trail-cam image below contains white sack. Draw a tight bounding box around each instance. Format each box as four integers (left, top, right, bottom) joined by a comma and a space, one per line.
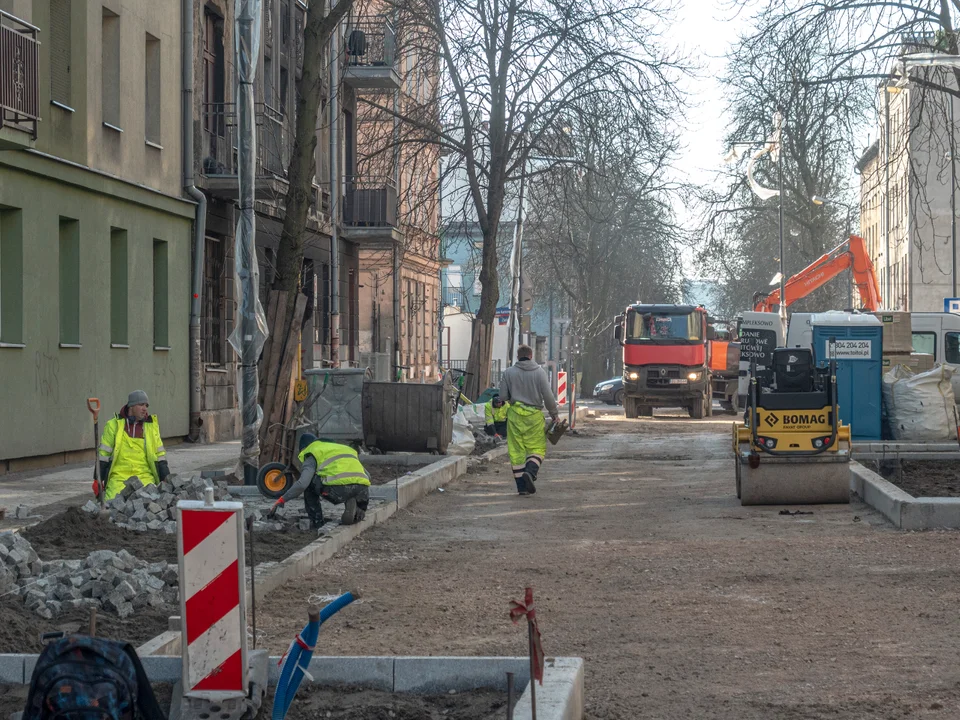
882, 364, 957, 441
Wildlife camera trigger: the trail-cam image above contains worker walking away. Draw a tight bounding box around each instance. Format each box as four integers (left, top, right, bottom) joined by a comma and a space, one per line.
500, 345, 560, 495
97, 391, 169, 500
268, 434, 370, 528
484, 394, 509, 438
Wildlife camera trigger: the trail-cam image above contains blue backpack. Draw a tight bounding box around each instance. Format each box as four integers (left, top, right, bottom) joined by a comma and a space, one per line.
23, 636, 165, 720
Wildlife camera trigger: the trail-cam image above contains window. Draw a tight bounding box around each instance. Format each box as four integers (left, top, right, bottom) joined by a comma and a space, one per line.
153, 240, 168, 347
50, 0, 72, 107
110, 228, 128, 345
0, 208, 23, 344
59, 218, 80, 345
913, 331, 936, 358
101, 8, 121, 129
145, 34, 161, 144
203, 236, 225, 364
946, 333, 960, 365
203, 11, 225, 136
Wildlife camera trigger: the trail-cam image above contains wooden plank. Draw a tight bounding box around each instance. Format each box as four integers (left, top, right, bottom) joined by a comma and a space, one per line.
260, 293, 307, 466
257, 289, 282, 402
260, 290, 290, 446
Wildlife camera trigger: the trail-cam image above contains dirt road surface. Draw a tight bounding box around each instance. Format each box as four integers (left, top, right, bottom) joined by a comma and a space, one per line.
256, 412, 960, 719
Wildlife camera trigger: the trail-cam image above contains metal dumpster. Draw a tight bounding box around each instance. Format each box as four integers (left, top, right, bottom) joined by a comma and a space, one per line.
303, 367, 371, 445
362, 377, 456, 453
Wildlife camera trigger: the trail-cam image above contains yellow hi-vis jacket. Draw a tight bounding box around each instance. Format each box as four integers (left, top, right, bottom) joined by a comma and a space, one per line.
298, 441, 371, 486
98, 415, 165, 499
484, 400, 509, 424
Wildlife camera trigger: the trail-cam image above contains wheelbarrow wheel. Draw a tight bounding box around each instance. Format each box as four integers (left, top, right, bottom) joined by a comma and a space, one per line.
257, 462, 295, 499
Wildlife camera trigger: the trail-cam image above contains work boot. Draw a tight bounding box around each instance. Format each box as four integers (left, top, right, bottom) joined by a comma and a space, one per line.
521, 472, 536, 495
340, 497, 358, 525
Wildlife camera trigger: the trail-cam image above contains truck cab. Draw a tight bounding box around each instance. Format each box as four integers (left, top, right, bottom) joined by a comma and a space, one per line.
615, 304, 711, 419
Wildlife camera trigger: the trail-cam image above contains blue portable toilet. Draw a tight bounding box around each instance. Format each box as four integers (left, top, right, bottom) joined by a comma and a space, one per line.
810, 312, 883, 441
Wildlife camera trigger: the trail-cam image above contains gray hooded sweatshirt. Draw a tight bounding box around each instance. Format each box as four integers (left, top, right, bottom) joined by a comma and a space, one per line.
500, 359, 560, 416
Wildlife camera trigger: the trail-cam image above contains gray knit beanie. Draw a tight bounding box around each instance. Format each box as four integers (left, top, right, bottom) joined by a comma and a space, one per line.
127, 390, 150, 407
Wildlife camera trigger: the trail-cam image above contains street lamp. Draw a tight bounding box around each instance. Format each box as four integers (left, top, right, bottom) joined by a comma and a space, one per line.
811, 194, 856, 308
889, 53, 960, 298
726, 113, 787, 334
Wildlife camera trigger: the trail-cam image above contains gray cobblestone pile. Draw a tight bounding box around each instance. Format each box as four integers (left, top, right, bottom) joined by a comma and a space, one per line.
0, 533, 178, 619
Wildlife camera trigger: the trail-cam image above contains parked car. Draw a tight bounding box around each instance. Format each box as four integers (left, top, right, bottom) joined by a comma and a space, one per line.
594, 377, 624, 405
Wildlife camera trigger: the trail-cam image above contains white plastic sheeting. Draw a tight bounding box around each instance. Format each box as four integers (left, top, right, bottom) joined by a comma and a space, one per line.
228, 0, 268, 468
882, 365, 958, 441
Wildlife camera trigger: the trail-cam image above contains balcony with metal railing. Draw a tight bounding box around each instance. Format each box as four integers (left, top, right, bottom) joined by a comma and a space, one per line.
0, 9, 39, 149
340, 175, 403, 245
199, 103, 290, 199
342, 17, 401, 91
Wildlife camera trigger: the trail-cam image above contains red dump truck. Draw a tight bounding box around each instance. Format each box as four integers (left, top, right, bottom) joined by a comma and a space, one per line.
614, 304, 740, 418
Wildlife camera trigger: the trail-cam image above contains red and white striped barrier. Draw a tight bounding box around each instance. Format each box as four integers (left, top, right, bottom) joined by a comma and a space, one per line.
557, 371, 568, 406
178, 492, 248, 697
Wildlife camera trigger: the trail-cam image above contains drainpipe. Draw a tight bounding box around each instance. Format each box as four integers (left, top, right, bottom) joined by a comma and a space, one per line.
329, 17, 341, 367
183, 0, 207, 441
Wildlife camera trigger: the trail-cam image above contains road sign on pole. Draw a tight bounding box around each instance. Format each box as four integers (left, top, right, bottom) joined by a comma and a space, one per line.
945, 298, 960, 314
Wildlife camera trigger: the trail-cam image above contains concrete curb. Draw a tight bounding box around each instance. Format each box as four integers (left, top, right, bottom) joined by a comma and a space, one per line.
369, 455, 467, 506
513, 657, 585, 720
479, 445, 509, 462
0, 652, 585, 720
851, 461, 960, 530
139, 454, 469, 657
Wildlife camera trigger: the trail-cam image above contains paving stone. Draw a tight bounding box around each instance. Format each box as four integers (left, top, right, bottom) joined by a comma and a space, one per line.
14, 505, 30, 519
162, 521, 177, 534
162, 565, 178, 585
146, 520, 163, 531
86, 550, 118, 568
81, 500, 100, 514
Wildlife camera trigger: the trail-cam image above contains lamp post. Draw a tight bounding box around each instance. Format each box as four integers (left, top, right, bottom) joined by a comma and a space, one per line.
727, 127, 787, 334
889, 53, 960, 302
811, 195, 856, 308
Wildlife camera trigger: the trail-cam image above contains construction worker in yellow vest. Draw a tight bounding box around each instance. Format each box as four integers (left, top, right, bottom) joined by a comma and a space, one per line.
267, 434, 370, 529
484, 394, 509, 438
97, 390, 169, 500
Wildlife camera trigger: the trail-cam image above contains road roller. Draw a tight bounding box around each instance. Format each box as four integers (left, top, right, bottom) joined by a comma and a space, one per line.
734, 343, 851, 505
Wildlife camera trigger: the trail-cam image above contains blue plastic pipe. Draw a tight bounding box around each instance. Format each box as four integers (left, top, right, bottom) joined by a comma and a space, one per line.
272, 591, 359, 720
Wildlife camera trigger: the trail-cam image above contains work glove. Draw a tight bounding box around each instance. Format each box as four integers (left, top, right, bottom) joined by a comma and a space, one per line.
266, 497, 284, 519
91, 480, 100, 497
484, 424, 496, 436
156, 460, 171, 482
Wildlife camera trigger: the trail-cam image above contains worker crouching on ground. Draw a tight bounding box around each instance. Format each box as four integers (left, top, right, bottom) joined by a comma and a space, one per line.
97, 390, 169, 500
500, 345, 560, 495
268, 434, 371, 528
484, 394, 509, 438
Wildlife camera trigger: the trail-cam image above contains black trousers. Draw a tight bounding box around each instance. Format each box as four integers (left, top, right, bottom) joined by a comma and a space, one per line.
303, 482, 370, 527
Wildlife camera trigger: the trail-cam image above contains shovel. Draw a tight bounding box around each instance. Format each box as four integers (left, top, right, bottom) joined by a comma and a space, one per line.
87, 398, 104, 509
546, 418, 568, 445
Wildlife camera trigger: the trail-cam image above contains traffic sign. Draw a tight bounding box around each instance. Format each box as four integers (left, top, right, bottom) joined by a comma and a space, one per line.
945, 298, 960, 314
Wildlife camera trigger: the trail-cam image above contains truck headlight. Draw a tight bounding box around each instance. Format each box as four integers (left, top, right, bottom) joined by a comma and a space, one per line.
687, 371, 701, 381
628, 372, 639, 380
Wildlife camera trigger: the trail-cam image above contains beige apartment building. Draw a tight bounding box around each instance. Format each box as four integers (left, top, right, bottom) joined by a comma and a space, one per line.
0, 0, 193, 467
858, 69, 960, 312
347, 3, 443, 382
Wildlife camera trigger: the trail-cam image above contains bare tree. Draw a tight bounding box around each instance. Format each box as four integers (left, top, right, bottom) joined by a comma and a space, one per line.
725, 0, 960, 310
359, 0, 685, 397
698, 16, 870, 316
269, 0, 355, 336
523, 108, 684, 390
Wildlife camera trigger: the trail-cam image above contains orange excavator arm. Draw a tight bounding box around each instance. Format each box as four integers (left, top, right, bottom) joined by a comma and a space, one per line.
754, 234, 883, 312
